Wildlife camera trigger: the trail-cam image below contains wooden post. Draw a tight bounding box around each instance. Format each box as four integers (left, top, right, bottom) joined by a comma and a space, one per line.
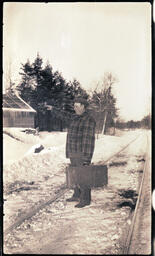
101, 111, 107, 135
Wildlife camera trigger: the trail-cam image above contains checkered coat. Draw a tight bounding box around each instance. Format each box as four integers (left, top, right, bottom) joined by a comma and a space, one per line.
66, 112, 96, 161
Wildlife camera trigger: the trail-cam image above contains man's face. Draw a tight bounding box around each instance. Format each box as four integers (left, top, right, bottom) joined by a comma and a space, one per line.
74, 102, 85, 115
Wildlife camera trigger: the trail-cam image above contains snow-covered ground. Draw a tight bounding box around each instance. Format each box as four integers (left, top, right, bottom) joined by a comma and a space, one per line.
3, 127, 151, 254
3, 128, 149, 191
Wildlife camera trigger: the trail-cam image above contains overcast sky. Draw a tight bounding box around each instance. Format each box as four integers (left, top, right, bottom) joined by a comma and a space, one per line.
3, 2, 151, 121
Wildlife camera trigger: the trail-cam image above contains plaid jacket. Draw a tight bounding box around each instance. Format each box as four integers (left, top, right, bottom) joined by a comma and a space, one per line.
66, 111, 96, 161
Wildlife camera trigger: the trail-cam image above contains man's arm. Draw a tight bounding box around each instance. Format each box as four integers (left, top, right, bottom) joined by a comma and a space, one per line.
45, 103, 73, 123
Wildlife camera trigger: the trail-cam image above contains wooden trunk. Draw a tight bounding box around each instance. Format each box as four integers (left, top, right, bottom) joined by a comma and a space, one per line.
66, 165, 108, 188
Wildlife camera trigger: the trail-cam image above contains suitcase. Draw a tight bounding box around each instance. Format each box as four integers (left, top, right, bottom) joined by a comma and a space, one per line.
66, 164, 108, 188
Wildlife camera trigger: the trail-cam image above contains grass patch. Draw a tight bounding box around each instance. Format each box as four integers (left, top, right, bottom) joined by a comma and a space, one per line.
137, 169, 143, 173
109, 161, 127, 167
118, 189, 138, 199
7, 181, 36, 195
117, 189, 138, 211
137, 158, 145, 162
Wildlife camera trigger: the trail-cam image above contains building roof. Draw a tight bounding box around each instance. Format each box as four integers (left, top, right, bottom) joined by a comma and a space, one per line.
3, 92, 36, 112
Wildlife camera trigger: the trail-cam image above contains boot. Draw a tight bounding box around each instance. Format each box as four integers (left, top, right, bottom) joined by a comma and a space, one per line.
66, 187, 81, 202
74, 200, 90, 208
75, 187, 91, 208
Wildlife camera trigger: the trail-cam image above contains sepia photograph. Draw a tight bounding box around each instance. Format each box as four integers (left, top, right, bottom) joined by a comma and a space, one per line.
3, 2, 152, 254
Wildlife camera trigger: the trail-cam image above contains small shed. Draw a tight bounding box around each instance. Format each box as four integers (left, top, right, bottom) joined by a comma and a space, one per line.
3, 92, 36, 128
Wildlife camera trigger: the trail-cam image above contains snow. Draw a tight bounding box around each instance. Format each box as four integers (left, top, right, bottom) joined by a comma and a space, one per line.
3, 134, 32, 165
3, 128, 151, 254
3, 128, 149, 191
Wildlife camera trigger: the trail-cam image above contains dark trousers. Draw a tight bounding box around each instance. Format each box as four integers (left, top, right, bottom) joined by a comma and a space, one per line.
70, 158, 91, 203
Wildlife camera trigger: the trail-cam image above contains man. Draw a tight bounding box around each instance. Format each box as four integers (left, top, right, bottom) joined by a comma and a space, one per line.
66, 96, 96, 208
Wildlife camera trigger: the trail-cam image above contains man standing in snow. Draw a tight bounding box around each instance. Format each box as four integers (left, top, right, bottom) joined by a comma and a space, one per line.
66, 96, 96, 208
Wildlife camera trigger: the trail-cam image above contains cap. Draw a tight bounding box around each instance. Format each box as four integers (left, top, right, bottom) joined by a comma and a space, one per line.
74, 96, 89, 107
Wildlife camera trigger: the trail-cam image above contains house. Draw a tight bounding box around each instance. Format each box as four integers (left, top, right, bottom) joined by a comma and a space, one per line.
3, 92, 36, 128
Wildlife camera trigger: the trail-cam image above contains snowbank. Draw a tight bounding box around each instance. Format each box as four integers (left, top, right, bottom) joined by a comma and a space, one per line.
3, 128, 41, 144
3, 128, 149, 192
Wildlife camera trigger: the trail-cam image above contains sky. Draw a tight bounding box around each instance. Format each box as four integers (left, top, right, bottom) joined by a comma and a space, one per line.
3, 2, 151, 121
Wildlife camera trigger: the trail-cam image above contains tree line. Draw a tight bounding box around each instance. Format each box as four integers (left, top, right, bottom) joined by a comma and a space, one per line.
6, 53, 150, 132
116, 115, 151, 130
6, 53, 118, 133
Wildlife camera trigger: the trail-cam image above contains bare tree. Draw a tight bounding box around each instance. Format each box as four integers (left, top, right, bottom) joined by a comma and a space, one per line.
4, 59, 15, 94
91, 72, 118, 135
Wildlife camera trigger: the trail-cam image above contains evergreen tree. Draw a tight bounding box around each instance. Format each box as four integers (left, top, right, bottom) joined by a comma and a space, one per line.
32, 53, 44, 107
71, 79, 88, 99
16, 54, 89, 130
17, 59, 37, 109
141, 114, 151, 129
